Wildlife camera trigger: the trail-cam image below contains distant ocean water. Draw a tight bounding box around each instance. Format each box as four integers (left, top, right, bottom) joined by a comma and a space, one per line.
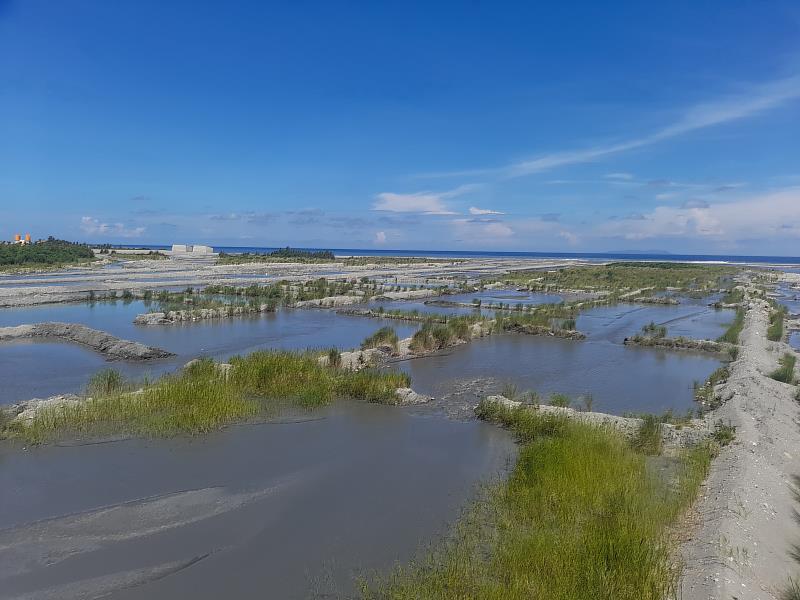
114, 244, 800, 266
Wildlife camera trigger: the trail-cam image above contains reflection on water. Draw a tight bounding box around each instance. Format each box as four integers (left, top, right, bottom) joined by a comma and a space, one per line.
0, 401, 516, 599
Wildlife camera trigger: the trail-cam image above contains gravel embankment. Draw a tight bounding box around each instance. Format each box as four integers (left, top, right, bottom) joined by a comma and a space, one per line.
0, 322, 174, 361
679, 292, 800, 599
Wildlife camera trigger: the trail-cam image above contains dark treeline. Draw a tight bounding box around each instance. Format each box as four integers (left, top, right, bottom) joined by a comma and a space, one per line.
0, 237, 95, 266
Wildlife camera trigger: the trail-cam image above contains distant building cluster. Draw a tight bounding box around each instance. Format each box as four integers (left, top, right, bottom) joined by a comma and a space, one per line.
170, 244, 216, 259
171, 244, 214, 255
12, 233, 31, 245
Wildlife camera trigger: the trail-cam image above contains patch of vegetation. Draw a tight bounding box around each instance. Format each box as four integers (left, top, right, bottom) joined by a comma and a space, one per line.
218, 248, 462, 266
718, 307, 745, 344
5, 352, 411, 443
768, 307, 787, 342
105, 250, 168, 260
364, 401, 713, 600
149, 278, 367, 314
86, 369, 130, 397
714, 287, 744, 306
782, 475, 800, 600
549, 393, 572, 408
499, 262, 737, 296
327, 348, 342, 369
631, 414, 663, 455
694, 365, 730, 407
0, 237, 95, 268
361, 326, 399, 351
219, 247, 336, 263
641, 321, 668, 338
409, 318, 477, 353
770, 353, 797, 384
711, 421, 736, 446
500, 383, 519, 401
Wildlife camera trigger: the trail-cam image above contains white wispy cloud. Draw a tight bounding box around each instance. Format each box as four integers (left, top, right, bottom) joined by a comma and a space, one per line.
81, 216, 145, 238
604, 173, 635, 180
419, 74, 800, 178
374, 230, 387, 244
372, 184, 477, 214
469, 206, 505, 215
598, 187, 800, 241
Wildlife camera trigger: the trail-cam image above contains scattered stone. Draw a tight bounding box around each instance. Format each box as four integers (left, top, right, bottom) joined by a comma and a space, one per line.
394, 388, 432, 405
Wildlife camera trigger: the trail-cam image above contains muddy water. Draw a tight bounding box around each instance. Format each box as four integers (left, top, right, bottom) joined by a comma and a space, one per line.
0, 302, 418, 404
399, 333, 721, 416
0, 401, 515, 599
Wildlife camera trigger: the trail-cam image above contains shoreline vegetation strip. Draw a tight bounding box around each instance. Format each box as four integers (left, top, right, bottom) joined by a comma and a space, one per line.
3, 351, 410, 443
361, 400, 715, 600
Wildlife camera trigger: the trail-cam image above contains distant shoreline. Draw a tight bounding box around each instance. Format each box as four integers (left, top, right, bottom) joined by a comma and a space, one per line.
102, 244, 800, 266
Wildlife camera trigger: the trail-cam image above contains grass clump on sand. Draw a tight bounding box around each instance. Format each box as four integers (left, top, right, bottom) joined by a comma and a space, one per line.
362, 401, 712, 600
409, 317, 477, 353
768, 307, 787, 342
770, 352, 797, 384
718, 307, 745, 344
694, 365, 730, 408
631, 414, 663, 455
642, 321, 668, 338
7, 351, 411, 443
361, 326, 399, 351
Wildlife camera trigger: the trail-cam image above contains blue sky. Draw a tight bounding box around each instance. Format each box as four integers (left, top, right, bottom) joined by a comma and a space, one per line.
2, 1, 800, 254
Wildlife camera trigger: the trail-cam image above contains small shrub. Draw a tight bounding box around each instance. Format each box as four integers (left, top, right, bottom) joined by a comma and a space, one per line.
561, 318, 577, 330
632, 414, 663, 455
718, 308, 745, 344
327, 348, 342, 369
768, 308, 787, 342
549, 393, 571, 408
500, 383, 519, 401
361, 326, 399, 351
409, 328, 435, 354
711, 421, 736, 446
86, 369, 127, 397
642, 321, 667, 338
770, 353, 797, 384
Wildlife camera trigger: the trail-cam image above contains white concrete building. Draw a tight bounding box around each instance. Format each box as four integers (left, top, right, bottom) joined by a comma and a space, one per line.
170, 244, 217, 259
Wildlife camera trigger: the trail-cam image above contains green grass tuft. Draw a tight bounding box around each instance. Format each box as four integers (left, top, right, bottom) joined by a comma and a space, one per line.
364, 402, 713, 600
631, 414, 663, 455
770, 353, 797, 384
717, 307, 745, 344
6, 350, 412, 443
361, 326, 399, 351
768, 307, 787, 342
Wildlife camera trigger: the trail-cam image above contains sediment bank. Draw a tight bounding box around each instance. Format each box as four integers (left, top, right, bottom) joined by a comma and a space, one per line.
134, 304, 274, 325
623, 335, 733, 355
477, 395, 710, 452
679, 289, 800, 599
0, 322, 174, 361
